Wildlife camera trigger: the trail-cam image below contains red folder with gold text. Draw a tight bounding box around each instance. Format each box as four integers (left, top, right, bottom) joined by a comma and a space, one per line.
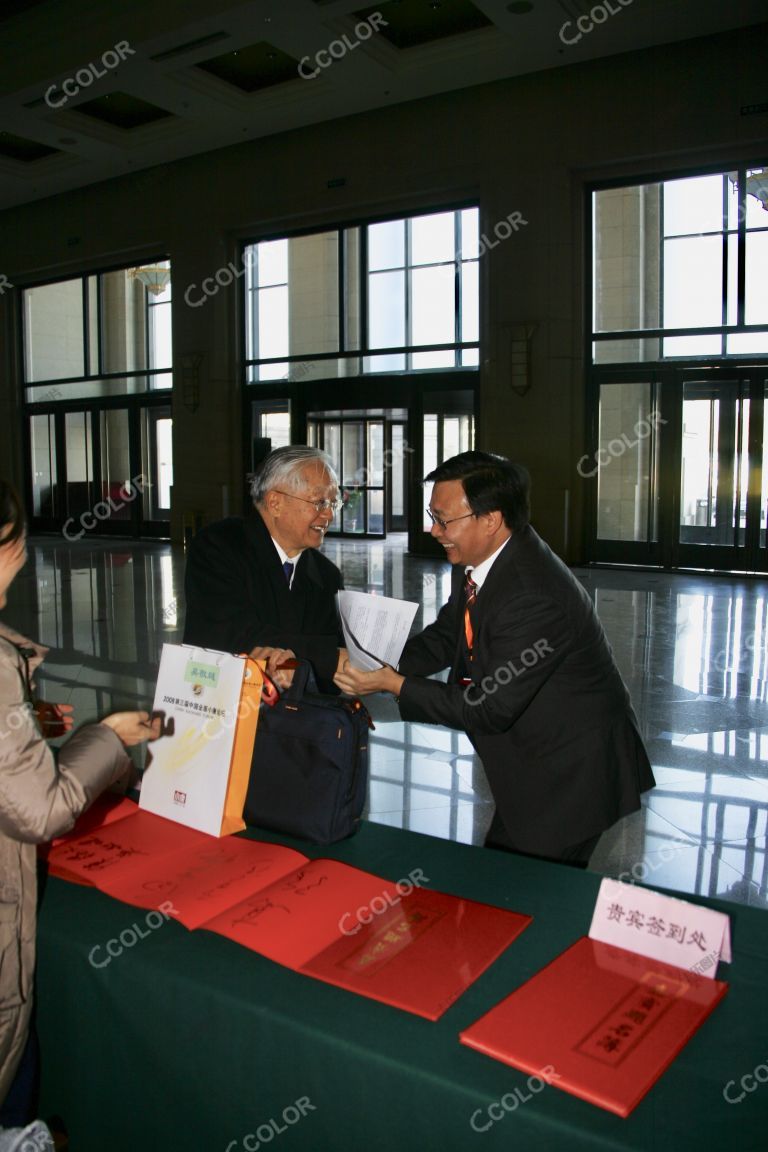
459, 936, 727, 1117
46, 804, 530, 1020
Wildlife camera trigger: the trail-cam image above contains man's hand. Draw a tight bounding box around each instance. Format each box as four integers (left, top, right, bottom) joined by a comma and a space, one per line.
100, 711, 163, 746
334, 658, 404, 698
249, 646, 297, 688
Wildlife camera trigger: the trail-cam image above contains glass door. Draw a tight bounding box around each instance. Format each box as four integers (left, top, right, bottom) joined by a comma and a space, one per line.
29, 412, 58, 529
759, 380, 768, 561
589, 379, 664, 565
141, 405, 173, 534
26, 399, 172, 539
388, 421, 408, 532
308, 416, 386, 538
64, 410, 95, 528
413, 389, 475, 555
673, 379, 751, 569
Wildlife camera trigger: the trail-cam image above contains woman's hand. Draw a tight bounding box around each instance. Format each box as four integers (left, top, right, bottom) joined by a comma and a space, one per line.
34, 701, 74, 737
334, 658, 404, 698
100, 711, 163, 746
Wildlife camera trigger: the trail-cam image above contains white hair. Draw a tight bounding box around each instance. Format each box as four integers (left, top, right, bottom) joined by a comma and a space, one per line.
249, 446, 337, 505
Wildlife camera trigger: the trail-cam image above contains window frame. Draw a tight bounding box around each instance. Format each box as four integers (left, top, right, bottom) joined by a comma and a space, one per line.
241, 203, 480, 383
20, 256, 173, 401
588, 162, 768, 368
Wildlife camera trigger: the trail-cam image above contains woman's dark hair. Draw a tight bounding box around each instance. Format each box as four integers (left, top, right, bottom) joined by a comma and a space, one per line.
425, 451, 530, 533
0, 481, 25, 546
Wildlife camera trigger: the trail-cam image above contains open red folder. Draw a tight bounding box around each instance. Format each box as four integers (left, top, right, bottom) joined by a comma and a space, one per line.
46, 803, 531, 1020
459, 935, 727, 1117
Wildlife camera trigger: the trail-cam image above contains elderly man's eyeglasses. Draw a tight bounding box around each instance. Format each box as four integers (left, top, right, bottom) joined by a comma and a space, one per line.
274, 490, 340, 514
425, 508, 476, 531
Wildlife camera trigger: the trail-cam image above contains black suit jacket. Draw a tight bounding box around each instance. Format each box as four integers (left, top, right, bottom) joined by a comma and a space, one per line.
398, 526, 654, 855
182, 514, 344, 692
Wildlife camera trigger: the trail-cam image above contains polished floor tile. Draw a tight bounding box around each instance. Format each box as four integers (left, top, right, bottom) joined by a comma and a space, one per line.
3, 534, 767, 914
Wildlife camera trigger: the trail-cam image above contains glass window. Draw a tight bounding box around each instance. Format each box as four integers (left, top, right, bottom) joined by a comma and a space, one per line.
592, 166, 768, 363
23, 259, 173, 394
368, 220, 405, 271
410, 212, 455, 266
368, 270, 405, 351
244, 207, 479, 380
148, 263, 172, 372
24, 278, 84, 382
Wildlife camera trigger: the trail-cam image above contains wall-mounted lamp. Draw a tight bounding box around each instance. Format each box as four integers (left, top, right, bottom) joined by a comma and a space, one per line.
508, 323, 537, 396
745, 169, 768, 212
179, 353, 203, 413
129, 265, 171, 295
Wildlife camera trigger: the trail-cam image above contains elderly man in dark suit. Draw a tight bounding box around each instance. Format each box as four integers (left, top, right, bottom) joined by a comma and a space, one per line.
335, 450, 654, 867
183, 446, 345, 692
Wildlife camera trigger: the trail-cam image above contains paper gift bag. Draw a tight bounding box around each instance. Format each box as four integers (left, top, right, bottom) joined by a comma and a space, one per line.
140, 644, 264, 837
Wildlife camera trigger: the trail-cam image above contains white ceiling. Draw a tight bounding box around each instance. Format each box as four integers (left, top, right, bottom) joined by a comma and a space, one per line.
0, 0, 765, 211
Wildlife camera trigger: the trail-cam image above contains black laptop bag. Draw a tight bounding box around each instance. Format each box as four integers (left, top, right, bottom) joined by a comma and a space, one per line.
243, 661, 373, 844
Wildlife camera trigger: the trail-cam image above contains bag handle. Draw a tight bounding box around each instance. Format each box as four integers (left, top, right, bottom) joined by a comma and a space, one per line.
259, 658, 318, 705
260, 659, 375, 728
279, 659, 319, 699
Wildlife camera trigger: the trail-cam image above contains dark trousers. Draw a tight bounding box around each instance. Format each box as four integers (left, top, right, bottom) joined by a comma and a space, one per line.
485, 808, 601, 870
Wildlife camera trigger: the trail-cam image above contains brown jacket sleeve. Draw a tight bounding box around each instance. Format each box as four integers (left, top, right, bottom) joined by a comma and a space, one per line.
0, 639, 131, 845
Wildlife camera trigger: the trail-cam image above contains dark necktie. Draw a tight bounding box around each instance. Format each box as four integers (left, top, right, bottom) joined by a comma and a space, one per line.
464, 570, 478, 658
283, 561, 294, 586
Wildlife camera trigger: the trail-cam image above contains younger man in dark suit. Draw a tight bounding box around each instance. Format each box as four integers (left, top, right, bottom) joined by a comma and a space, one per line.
183, 446, 345, 692
335, 450, 654, 866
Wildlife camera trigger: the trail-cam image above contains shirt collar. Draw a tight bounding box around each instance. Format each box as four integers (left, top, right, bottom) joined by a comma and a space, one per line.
271, 538, 303, 585
465, 535, 511, 592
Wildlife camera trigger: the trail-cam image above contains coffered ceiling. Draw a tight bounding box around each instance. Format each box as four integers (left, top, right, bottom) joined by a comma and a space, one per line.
0, 0, 765, 210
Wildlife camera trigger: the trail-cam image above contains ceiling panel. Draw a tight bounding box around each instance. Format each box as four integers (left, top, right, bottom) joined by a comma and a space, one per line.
0, 0, 764, 210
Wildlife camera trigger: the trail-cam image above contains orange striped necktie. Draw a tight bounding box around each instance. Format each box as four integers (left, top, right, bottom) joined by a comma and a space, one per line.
464, 570, 478, 658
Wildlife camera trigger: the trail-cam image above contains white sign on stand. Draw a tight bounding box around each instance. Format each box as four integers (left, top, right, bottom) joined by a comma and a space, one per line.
589, 877, 732, 978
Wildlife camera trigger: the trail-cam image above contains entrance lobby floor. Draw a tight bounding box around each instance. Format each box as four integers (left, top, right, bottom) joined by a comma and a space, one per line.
5, 533, 766, 913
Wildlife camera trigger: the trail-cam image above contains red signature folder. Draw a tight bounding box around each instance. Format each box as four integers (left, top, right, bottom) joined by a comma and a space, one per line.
459, 936, 727, 1117
46, 803, 531, 1020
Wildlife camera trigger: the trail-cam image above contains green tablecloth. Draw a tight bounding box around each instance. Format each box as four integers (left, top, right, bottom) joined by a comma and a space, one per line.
36, 821, 768, 1151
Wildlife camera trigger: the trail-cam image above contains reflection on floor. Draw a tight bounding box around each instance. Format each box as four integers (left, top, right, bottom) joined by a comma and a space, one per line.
5, 533, 767, 913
